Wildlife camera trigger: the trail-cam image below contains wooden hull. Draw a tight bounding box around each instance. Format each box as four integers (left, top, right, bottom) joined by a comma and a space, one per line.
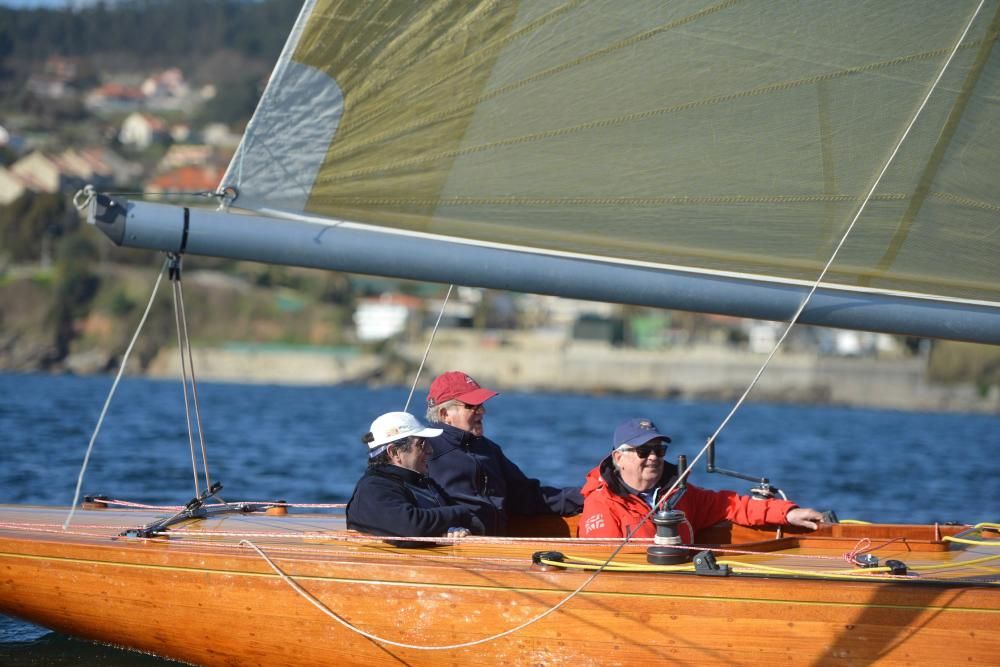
1, 505, 997, 665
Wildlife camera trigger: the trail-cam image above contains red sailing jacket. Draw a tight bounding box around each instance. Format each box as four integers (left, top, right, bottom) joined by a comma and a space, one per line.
578, 456, 798, 541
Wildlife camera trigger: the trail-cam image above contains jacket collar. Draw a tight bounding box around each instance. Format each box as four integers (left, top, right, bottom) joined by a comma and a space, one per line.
436, 422, 478, 448
371, 463, 428, 485
582, 454, 679, 500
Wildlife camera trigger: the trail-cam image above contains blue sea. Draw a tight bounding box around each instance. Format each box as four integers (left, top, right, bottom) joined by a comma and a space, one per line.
1, 372, 998, 664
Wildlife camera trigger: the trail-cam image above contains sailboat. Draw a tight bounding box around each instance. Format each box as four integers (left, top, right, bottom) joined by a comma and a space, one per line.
2, 0, 998, 664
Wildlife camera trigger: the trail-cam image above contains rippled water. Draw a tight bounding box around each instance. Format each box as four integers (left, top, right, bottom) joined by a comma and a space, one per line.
1, 372, 997, 664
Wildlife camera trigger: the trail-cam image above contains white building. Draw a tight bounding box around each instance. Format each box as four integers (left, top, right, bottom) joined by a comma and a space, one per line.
0, 167, 26, 204
118, 112, 168, 149
354, 294, 423, 342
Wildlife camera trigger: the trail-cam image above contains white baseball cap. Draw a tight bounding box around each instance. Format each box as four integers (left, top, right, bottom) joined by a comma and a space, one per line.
366, 411, 442, 458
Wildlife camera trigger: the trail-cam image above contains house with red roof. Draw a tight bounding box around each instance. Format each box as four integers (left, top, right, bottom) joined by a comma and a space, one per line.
145, 164, 226, 196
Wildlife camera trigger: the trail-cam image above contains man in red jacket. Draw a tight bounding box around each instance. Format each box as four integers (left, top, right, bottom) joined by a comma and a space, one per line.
579, 417, 824, 540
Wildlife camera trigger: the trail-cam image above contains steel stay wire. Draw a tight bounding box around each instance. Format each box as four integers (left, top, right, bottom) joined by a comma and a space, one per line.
64, 252, 219, 526
403, 284, 454, 413
64, 258, 169, 530
170, 254, 214, 497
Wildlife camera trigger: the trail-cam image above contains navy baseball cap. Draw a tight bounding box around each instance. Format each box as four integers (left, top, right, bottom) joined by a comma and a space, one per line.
613, 418, 672, 449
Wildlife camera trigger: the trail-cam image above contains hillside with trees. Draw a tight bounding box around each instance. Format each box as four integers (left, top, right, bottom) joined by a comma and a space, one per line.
0, 0, 297, 63
0, 0, 362, 373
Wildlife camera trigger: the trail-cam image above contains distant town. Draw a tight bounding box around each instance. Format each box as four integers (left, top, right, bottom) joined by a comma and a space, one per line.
2, 60, 236, 207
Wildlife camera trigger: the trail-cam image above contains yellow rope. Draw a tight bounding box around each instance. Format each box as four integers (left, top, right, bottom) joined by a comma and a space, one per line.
944, 536, 1000, 546
539, 551, 1000, 582
943, 522, 1000, 546
539, 557, 694, 573
906, 553, 1000, 572
717, 560, 905, 581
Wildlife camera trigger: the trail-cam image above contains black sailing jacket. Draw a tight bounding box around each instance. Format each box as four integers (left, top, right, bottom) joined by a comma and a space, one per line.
345, 464, 483, 538
425, 423, 584, 536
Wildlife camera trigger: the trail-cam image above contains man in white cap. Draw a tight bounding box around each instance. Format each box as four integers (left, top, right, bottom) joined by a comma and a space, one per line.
346, 411, 485, 539
424, 371, 583, 535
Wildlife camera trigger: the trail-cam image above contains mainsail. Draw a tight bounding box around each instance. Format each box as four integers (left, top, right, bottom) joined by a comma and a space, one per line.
91, 0, 1000, 342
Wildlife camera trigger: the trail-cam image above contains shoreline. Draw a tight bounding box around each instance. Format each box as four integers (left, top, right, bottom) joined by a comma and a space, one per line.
134, 337, 999, 414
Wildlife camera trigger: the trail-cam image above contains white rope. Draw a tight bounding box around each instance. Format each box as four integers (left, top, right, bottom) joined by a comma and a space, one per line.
64, 258, 169, 530
699, 0, 987, 460
175, 275, 213, 491
403, 284, 453, 413
599, 0, 992, 542
172, 275, 201, 498
243, 538, 623, 651
188, 529, 651, 544
72, 184, 95, 211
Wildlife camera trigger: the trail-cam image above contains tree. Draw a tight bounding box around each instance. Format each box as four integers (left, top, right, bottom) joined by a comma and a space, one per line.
43, 233, 100, 367
0, 192, 73, 263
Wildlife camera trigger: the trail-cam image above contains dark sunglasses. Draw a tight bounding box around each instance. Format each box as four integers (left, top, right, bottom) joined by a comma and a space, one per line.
629, 443, 667, 459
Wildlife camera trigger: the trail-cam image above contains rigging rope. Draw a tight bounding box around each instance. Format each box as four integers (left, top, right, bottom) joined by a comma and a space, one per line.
403, 284, 453, 413
703, 0, 986, 456
169, 254, 213, 496
171, 257, 202, 497
652, 0, 988, 520
64, 258, 170, 530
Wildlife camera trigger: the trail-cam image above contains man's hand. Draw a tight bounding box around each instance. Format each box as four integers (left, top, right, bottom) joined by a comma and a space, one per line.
786, 507, 825, 530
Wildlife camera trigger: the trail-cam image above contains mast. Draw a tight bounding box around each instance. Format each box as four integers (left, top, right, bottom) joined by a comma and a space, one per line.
89, 196, 1000, 345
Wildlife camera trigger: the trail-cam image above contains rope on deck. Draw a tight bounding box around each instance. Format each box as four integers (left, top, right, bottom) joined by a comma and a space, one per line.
242, 537, 606, 651
94, 498, 348, 511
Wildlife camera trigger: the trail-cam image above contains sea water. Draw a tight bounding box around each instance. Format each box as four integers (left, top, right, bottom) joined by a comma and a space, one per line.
1, 372, 997, 664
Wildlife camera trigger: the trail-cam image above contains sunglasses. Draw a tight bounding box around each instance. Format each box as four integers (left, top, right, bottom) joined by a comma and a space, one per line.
620, 443, 667, 459
388, 436, 431, 453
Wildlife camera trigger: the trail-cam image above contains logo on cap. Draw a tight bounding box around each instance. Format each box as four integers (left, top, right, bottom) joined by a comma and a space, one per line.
427, 370, 498, 407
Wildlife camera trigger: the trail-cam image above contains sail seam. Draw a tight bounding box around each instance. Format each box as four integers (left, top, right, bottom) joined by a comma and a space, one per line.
619, 0, 995, 562
240, 206, 1000, 308
331, 0, 510, 134
350, 0, 585, 136
324, 0, 744, 165
697, 0, 990, 457
868, 4, 1000, 281
322, 37, 980, 177
310, 191, 999, 211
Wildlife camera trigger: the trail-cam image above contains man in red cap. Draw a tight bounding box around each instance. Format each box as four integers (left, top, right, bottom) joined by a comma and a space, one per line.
424, 370, 583, 535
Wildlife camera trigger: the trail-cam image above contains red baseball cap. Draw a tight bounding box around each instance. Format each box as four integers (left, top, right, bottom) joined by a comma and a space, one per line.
427, 371, 498, 407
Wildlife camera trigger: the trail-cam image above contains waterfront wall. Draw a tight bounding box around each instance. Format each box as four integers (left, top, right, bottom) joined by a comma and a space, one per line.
145, 333, 998, 413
